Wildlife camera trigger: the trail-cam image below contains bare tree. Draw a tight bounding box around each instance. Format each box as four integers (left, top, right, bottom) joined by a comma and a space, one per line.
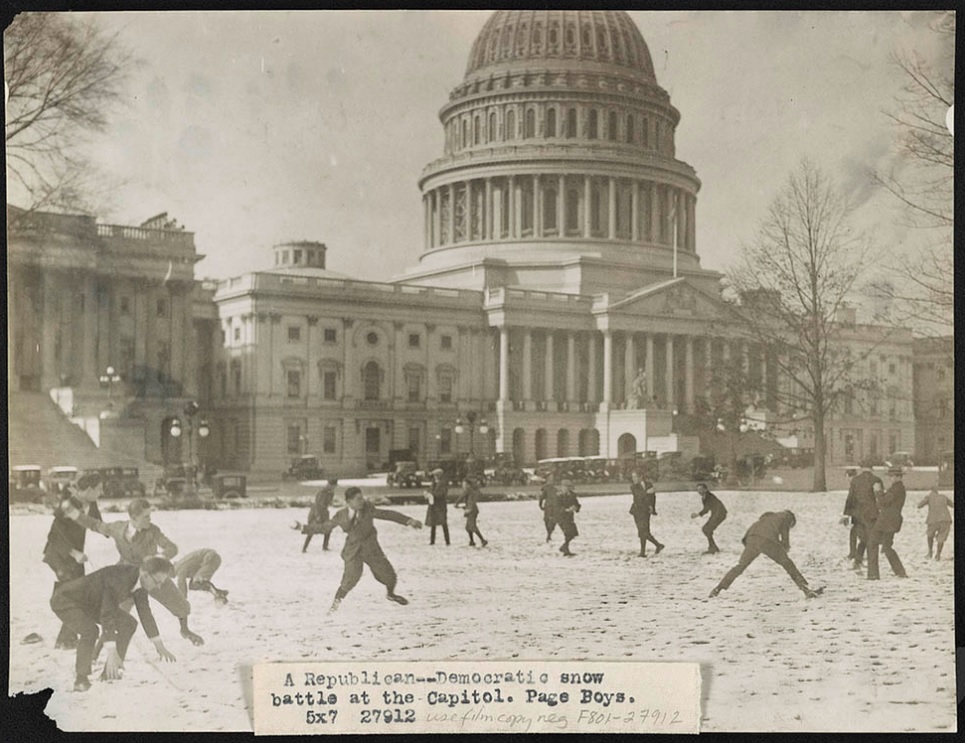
728, 160, 878, 492
868, 11, 954, 333
4, 12, 131, 220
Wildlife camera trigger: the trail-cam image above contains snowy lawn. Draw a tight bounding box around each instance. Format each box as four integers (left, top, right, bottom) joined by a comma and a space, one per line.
8, 489, 956, 732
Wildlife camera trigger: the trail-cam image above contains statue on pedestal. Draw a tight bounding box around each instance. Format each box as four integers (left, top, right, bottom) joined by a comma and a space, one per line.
627, 368, 648, 409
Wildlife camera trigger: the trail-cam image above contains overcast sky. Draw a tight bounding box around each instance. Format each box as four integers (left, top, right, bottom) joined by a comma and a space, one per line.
75, 10, 952, 283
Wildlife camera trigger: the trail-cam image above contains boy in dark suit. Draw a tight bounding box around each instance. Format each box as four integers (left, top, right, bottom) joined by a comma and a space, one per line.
867, 467, 908, 580
293, 487, 422, 613
454, 478, 488, 547
557, 480, 581, 556
709, 510, 820, 599
44, 473, 103, 649
848, 460, 883, 569
629, 470, 664, 557
424, 468, 451, 546
50, 556, 178, 691
691, 483, 727, 554
538, 474, 560, 542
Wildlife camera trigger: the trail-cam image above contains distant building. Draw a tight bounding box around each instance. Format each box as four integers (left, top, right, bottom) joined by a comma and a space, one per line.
913, 336, 954, 464
6, 11, 923, 477
6, 206, 217, 468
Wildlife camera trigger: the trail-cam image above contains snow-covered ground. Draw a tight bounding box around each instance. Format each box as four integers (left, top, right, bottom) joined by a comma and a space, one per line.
8, 489, 956, 732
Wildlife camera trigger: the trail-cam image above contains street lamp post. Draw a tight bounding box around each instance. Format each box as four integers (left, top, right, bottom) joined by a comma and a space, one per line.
454, 411, 489, 458
169, 401, 210, 496
99, 365, 122, 406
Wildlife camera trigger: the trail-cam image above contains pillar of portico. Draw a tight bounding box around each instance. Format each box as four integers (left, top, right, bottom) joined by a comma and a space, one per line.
522, 329, 533, 401
649, 183, 659, 243
499, 326, 509, 402
587, 332, 598, 403
645, 333, 655, 402
544, 331, 554, 403
665, 334, 675, 408
566, 332, 577, 403
685, 335, 695, 413
484, 178, 493, 241
533, 174, 541, 236
624, 332, 636, 406
602, 330, 613, 405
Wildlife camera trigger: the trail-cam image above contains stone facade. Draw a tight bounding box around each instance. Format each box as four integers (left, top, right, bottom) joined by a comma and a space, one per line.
912, 336, 954, 464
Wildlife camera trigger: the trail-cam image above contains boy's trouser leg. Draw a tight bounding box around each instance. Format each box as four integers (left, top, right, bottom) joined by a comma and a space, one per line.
192, 549, 222, 583
442, 523, 450, 545
323, 531, 331, 550
336, 556, 365, 599
866, 531, 881, 579
716, 541, 761, 590
849, 525, 858, 558
114, 612, 139, 662
362, 543, 397, 594
302, 534, 314, 552
853, 520, 869, 563
430, 525, 437, 545
52, 604, 99, 678
759, 540, 808, 588
880, 532, 906, 577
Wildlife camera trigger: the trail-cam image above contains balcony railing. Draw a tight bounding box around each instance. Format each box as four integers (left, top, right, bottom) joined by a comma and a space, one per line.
97, 223, 195, 247
357, 400, 390, 410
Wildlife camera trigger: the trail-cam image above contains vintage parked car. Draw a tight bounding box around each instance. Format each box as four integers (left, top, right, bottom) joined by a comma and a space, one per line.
46, 466, 80, 495
211, 472, 247, 499
9, 465, 47, 504
282, 455, 325, 481
101, 466, 147, 499
885, 451, 914, 469
386, 461, 424, 489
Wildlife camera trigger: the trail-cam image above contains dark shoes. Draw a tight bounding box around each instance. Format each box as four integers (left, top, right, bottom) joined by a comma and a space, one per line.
55, 638, 78, 650
387, 593, 409, 606
480, 539, 488, 547
654, 544, 665, 555
181, 627, 205, 646
638, 552, 648, 558
709, 586, 721, 598
329, 598, 342, 614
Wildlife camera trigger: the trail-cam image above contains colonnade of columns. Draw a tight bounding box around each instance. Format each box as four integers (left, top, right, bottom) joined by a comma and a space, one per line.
495, 326, 777, 414
424, 174, 696, 252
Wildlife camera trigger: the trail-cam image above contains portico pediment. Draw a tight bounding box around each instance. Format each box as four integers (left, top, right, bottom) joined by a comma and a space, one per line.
605, 277, 733, 322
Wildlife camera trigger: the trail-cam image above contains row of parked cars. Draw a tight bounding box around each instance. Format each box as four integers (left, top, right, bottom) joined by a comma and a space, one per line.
8, 464, 147, 504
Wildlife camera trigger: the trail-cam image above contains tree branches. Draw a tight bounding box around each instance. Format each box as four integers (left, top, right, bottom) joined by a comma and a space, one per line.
4, 12, 131, 218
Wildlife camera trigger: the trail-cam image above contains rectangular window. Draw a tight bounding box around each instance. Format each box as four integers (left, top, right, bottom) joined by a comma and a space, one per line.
323, 426, 337, 454
408, 426, 420, 458
439, 428, 452, 455
888, 362, 896, 375
156, 298, 167, 317
119, 336, 135, 379
288, 326, 301, 342
439, 375, 453, 403
323, 371, 337, 400
440, 334, 453, 350
408, 333, 421, 349
407, 374, 421, 402
293, 249, 302, 264
287, 425, 301, 454
157, 341, 171, 381
323, 328, 337, 343
120, 296, 131, 315
220, 330, 227, 345
287, 370, 301, 398
234, 327, 241, 342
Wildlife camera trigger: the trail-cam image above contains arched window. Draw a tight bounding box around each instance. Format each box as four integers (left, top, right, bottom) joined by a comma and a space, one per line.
473, 115, 481, 145
591, 181, 604, 235
608, 110, 618, 140
588, 109, 598, 139
642, 117, 650, 148
626, 114, 635, 143
461, 119, 468, 149
363, 361, 381, 401
543, 186, 558, 231
512, 428, 526, 465
565, 189, 580, 234
546, 108, 557, 138
488, 111, 497, 142
654, 121, 661, 151
506, 109, 516, 141
566, 108, 578, 138
524, 108, 536, 139
535, 428, 548, 461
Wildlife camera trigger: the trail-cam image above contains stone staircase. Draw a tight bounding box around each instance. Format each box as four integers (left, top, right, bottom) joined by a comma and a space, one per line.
7, 391, 157, 476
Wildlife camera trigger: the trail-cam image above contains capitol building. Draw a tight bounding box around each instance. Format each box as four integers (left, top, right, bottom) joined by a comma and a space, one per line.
8, 10, 928, 477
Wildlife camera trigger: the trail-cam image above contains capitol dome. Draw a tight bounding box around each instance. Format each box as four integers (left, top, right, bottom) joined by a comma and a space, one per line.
465, 10, 656, 84
400, 10, 712, 298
